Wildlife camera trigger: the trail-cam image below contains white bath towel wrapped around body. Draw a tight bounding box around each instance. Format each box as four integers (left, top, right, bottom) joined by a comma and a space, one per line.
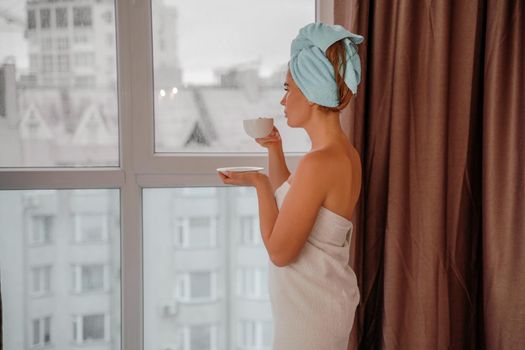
269, 179, 360, 350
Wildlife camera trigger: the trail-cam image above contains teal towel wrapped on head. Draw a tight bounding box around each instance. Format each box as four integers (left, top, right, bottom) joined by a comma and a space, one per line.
289, 22, 365, 108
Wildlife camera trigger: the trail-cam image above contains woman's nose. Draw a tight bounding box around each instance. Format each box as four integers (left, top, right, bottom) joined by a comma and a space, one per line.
280, 95, 286, 106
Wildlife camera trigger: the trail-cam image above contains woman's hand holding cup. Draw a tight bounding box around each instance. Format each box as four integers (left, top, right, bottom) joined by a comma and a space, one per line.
255, 125, 282, 150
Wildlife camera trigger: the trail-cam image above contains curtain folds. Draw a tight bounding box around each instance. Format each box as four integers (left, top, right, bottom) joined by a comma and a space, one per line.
336, 0, 524, 349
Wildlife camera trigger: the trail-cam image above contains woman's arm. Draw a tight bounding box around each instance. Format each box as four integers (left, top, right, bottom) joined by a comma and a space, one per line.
254, 174, 280, 258
267, 143, 291, 192
255, 126, 291, 192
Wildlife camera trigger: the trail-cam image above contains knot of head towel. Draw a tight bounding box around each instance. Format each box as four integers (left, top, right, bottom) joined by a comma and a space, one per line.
289, 22, 365, 107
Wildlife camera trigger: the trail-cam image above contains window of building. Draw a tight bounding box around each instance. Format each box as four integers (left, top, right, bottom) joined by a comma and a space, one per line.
72, 313, 108, 344
237, 267, 268, 299
72, 264, 107, 293
40, 8, 51, 29
31, 265, 52, 295
57, 54, 70, 73
73, 213, 108, 243
175, 271, 218, 303
56, 7, 68, 28
177, 325, 218, 350
32, 316, 52, 346
173, 216, 217, 249
73, 6, 92, 27
30, 215, 54, 244
237, 320, 272, 349
27, 9, 36, 30
57, 37, 69, 50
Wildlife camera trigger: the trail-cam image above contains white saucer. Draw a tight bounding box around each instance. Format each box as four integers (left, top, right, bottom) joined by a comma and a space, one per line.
216, 166, 264, 174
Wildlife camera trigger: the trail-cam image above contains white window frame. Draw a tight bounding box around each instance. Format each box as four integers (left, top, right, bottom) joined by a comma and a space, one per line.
0, 1, 333, 349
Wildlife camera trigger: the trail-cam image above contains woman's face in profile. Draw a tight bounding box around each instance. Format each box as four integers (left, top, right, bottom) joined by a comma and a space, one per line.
280, 70, 312, 127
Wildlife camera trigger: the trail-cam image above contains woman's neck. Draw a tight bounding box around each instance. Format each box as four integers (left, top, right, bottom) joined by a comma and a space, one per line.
304, 110, 348, 151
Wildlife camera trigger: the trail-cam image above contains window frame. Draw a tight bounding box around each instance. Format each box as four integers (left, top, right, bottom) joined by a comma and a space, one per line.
0, 1, 334, 349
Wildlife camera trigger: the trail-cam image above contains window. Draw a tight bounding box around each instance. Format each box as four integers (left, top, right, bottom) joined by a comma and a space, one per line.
1, 1, 323, 349
72, 313, 108, 344
27, 9, 36, 30
173, 216, 217, 248
177, 325, 218, 350
40, 8, 51, 29
72, 264, 108, 293
174, 271, 218, 302
57, 37, 69, 50
30, 215, 54, 244
32, 316, 52, 346
73, 6, 92, 27
31, 265, 52, 295
74, 52, 95, 67
237, 267, 269, 299
1, 190, 120, 348
56, 7, 68, 28
74, 213, 108, 243
238, 320, 273, 349
57, 54, 70, 73
240, 215, 261, 245
151, 0, 313, 153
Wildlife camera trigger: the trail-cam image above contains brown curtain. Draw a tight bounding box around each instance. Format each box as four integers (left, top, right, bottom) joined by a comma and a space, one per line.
336, 0, 525, 349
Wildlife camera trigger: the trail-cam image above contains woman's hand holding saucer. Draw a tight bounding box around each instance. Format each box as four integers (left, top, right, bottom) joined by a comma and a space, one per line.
217, 170, 267, 187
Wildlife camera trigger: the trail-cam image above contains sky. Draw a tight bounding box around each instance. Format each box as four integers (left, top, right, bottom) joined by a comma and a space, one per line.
164, 0, 315, 84
0, 0, 315, 84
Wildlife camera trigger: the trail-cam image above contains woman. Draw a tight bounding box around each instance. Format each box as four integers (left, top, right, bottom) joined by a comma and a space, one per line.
218, 22, 364, 350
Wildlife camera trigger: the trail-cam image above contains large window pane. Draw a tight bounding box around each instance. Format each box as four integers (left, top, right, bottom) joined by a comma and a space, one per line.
0, 189, 120, 350
0, 0, 118, 167
144, 187, 273, 350
152, 0, 314, 153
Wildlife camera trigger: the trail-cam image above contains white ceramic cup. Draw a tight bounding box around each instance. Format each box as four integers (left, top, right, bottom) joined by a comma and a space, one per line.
243, 117, 274, 138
